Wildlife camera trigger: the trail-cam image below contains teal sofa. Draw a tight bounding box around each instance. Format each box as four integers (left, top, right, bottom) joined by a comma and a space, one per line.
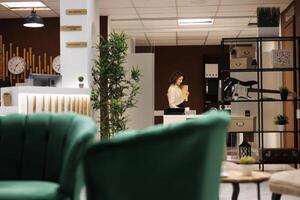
83, 111, 230, 200
0, 113, 96, 200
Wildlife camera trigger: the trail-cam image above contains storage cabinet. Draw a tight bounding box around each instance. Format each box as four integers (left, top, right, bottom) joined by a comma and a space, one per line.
220, 37, 300, 169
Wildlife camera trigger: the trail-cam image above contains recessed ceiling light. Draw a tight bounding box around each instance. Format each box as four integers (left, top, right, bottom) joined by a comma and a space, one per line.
178, 18, 214, 26
0, 1, 50, 11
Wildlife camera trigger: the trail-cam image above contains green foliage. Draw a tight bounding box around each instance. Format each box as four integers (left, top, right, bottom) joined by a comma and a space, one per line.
91, 32, 141, 139
273, 114, 288, 125
279, 86, 289, 94
78, 76, 84, 82
257, 7, 280, 27
239, 156, 256, 164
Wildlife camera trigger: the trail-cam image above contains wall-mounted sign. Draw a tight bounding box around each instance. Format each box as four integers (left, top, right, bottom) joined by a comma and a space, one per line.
60, 26, 82, 31
65, 9, 87, 15
66, 42, 87, 48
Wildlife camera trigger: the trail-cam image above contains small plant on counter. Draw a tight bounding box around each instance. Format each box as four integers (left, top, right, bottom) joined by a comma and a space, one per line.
78, 76, 84, 82
273, 114, 288, 125
279, 86, 289, 100
239, 156, 256, 164
78, 76, 84, 88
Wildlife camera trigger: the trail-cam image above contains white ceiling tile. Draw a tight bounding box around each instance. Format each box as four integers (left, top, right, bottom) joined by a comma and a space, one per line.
132, 0, 176, 7
177, 12, 215, 18
151, 39, 176, 46
137, 7, 176, 15
177, 0, 220, 6
109, 14, 139, 20
209, 30, 239, 36
100, 8, 136, 15
217, 11, 256, 17
0, 10, 19, 18
43, 1, 59, 10
99, 0, 133, 8
15, 10, 58, 18
219, 5, 258, 12
111, 20, 143, 29
139, 13, 177, 18
142, 20, 177, 26
178, 6, 218, 13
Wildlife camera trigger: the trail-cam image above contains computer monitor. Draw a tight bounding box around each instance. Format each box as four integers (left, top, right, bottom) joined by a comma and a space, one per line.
29, 73, 62, 87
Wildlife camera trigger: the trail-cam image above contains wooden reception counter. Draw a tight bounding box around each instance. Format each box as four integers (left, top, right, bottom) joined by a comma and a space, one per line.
0, 86, 90, 116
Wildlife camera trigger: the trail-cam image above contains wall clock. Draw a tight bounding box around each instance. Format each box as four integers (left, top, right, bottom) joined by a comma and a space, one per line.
52, 55, 61, 73
8, 56, 26, 74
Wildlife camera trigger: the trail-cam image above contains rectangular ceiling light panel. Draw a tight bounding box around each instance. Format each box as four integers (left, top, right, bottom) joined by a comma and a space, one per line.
178, 18, 214, 26
0, 1, 49, 10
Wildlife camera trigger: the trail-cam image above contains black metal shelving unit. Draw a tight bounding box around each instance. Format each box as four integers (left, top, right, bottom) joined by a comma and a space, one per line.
220, 37, 300, 169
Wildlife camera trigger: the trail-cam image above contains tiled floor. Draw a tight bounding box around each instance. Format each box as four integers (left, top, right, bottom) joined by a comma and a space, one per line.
220, 182, 299, 200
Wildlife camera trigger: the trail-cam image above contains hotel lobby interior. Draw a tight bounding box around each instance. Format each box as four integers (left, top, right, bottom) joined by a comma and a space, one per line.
0, 0, 300, 199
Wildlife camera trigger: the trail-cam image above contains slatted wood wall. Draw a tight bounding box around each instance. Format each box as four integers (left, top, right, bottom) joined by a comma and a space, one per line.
0, 35, 59, 84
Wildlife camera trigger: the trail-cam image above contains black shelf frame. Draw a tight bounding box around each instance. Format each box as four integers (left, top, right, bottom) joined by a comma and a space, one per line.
220, 36, 300, 168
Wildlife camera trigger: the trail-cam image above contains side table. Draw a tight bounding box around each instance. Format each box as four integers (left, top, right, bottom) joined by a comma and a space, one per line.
221, 171, 271, 200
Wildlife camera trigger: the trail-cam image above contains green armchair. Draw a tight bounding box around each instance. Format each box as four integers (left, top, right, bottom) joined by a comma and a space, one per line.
0, 113, 96, 200
83, 111, 230, 200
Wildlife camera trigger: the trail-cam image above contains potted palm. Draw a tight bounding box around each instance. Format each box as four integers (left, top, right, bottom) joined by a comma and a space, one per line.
239, 156, 256, 176
91, 32, 141, 139
273, 114, 288, 132
257, 7, 280, 37
279, 86, 289, 100
78, 76, 84, 88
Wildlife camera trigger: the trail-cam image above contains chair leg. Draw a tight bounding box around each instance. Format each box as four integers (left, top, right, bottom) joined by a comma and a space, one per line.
271, 193, 281, 200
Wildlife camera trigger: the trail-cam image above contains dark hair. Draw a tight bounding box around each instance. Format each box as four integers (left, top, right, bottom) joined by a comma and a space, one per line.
169, 71, 184, 84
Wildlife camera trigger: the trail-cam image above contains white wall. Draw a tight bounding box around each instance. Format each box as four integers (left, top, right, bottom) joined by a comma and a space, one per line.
125, 53, 155, 130
60, 0, 98, 88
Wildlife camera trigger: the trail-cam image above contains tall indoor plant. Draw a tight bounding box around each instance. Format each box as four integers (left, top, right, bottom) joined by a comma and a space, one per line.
91, 32, 141, 139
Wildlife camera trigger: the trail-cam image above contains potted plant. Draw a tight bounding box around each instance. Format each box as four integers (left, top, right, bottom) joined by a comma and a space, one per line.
257, 7, 280, 37
91, 32, 141, 139
239, 156, 256, 176
78, 76, 84, 88
273, 114, 288, 132
279, 86, 289, 100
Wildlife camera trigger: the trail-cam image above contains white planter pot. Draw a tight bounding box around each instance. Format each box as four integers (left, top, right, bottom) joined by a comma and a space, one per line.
278, 125, 285, 132
258, 27, 279, 37
240, 165, 253, 176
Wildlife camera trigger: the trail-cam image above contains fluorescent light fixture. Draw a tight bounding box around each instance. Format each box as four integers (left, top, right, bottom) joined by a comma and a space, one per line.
0, 1, 49, 10
178, 18, 214, 26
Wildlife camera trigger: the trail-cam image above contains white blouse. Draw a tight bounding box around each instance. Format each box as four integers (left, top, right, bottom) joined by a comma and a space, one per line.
167, 84, 184, 108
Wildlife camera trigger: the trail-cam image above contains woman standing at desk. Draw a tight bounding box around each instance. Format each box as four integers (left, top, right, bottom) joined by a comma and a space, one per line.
167, 71, 186, 108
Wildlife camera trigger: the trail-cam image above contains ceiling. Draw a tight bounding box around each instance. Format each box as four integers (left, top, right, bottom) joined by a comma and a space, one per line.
0, 0, 293, 46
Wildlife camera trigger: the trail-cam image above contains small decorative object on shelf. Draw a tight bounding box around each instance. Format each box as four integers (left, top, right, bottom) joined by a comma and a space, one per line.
2, 93, 12, 106
272, 49, 292, 68
239, 140, 251, 158
239, 156, 256, 176
279, 86, 289, 100
78, 76, 84, 88
257, 7, 280, 37
273, 114, 288, 132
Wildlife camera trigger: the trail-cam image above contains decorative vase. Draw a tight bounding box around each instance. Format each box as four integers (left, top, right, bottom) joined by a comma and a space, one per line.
278, 125, 285, 132
2, 93, 12, 106
258, 27, 279, 37
240, 165, 253, 176
79, 83, 84, 88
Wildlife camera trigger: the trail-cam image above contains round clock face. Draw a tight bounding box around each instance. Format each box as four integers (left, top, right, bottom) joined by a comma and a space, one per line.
8, 56, 26, 75
52, 56, 61, 73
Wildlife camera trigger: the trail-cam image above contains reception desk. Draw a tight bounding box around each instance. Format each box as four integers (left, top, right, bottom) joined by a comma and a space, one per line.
0, 86, 90, 116
163, 114, 203, 125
